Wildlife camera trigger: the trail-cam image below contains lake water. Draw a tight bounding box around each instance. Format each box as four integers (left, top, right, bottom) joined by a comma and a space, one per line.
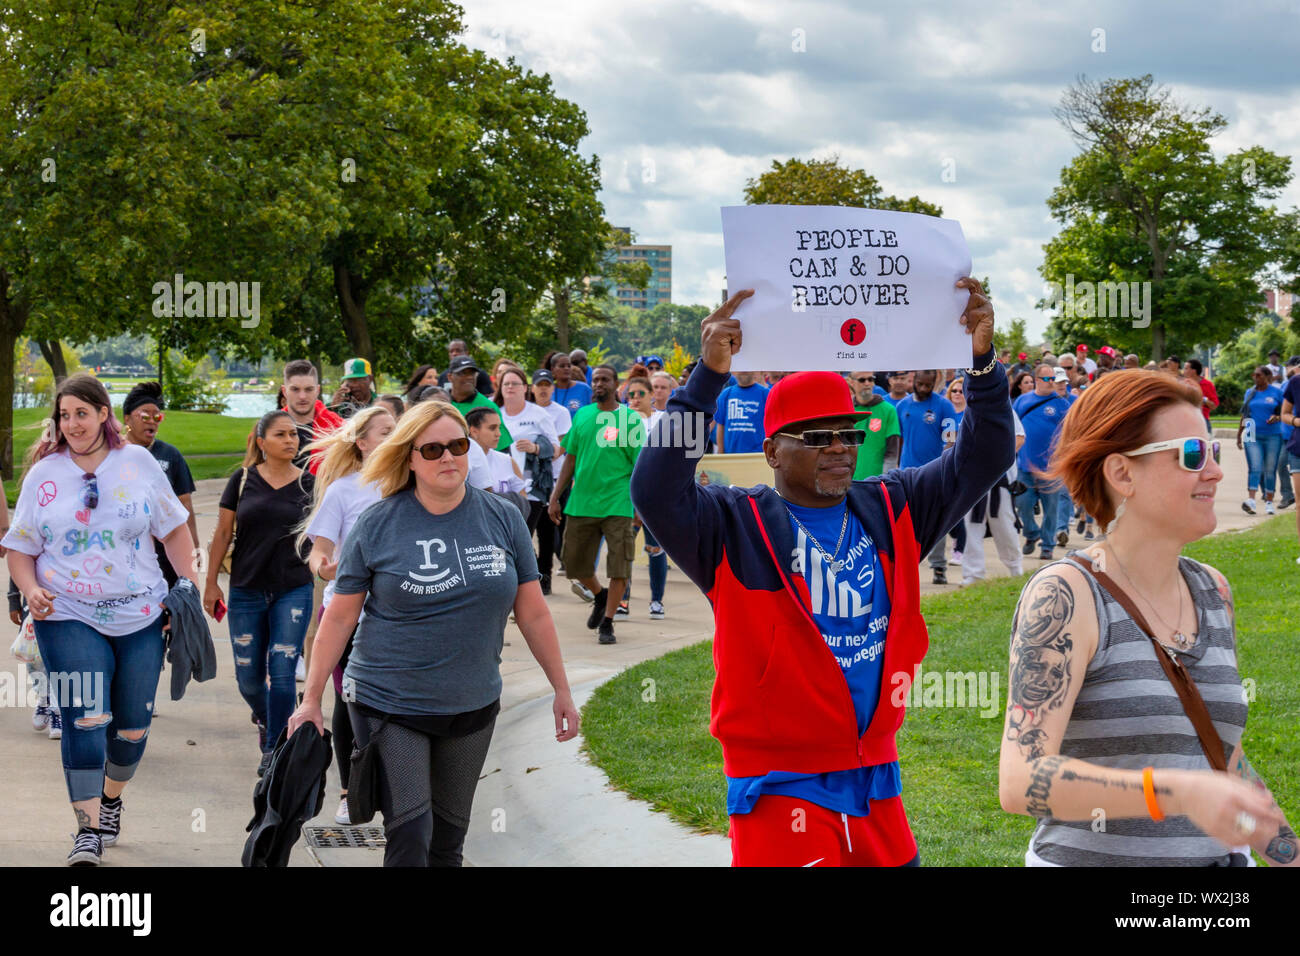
15, 391, 277, 418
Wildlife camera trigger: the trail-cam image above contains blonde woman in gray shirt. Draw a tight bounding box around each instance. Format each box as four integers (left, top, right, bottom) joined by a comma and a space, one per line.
289, 400, 579, 866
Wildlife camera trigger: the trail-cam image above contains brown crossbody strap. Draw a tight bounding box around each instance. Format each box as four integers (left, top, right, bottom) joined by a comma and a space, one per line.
1065, 556, 1228, 772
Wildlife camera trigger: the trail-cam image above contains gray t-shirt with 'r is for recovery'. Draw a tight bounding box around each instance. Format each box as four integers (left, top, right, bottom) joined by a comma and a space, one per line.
334, 484, 539, 715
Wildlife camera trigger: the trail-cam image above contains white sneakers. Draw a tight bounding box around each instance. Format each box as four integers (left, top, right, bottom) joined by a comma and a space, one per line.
1266, 500, 1276, 515
1242, 499, 1257, 515
649, 601, 665, 620
295, 656, 307, 682
334, 796, 351, 825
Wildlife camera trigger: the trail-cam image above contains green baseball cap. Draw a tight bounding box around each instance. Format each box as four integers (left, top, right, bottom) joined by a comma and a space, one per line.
341, 358, 372, 379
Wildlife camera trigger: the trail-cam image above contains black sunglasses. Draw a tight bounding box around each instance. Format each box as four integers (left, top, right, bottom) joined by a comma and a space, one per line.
414, 438, 471, 460
776, 428, 866, 447
80, 473, 98, 510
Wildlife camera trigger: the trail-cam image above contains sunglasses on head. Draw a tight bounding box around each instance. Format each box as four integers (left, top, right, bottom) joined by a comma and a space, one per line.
414, 437, 471, 460
776, 428, 866, 448
1125, 436, 1221, 472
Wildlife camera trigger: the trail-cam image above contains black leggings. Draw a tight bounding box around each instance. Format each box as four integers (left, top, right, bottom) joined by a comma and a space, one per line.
331, 632, 355, 789
534, 490, 567, 576
348, 706, 497, 867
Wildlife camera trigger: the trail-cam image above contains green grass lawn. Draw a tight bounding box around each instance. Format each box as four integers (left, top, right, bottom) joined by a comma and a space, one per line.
581, 517, 1300, 865
3, 409, 255, 504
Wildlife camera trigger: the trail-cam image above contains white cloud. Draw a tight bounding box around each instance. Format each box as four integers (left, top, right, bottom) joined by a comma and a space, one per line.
461, 0, 1300, 351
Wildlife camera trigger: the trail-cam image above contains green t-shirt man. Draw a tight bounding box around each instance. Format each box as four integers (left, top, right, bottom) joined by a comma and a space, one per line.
452, 391, 512, 452
563, 403, 644, 518
853, 399, 901, 479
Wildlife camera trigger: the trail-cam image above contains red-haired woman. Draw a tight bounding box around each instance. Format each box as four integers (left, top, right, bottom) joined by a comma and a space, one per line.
4, 374, 196, 865
998, 370, 1296, 867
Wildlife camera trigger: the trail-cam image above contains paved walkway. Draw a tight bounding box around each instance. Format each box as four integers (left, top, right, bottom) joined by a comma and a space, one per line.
0, 432, 1282, 865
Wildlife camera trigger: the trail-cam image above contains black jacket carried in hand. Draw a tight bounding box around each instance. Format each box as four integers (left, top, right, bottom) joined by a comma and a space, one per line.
163, 578, 217, 701
243, 724, 332, 867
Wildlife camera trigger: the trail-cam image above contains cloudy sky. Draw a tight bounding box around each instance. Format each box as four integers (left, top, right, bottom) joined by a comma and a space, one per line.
462, 0, 1300, 342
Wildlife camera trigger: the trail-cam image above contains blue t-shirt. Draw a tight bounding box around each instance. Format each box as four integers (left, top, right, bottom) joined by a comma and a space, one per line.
553, 381, 592, 415
884, 394, 905, 408
1284, 378, 1300, 455
714, 382, 770, 453
897, 393, 956, 468
726, 500, 900, 817
1242, 385, 1284, 439
1013, 392, 1072, 474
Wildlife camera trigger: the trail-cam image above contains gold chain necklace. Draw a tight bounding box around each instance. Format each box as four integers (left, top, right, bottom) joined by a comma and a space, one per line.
1107, 544, 1194, 650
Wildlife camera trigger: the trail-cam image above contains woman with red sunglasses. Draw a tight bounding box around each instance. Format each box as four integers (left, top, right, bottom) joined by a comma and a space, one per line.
999, 370, 1296, 867
288, 400, 580, 866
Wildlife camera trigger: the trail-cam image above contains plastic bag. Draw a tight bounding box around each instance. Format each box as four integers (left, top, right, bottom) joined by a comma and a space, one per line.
9, 613, 41, 669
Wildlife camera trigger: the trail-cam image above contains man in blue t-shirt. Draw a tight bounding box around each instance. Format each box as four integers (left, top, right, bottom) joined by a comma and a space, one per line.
896, 370, 957, 583
714, 372, 770, 453
727, 498, 895, 819
1012, 364, 1073, 561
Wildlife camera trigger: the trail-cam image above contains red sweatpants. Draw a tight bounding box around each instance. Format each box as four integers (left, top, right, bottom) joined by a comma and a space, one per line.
728, 794, 919, 867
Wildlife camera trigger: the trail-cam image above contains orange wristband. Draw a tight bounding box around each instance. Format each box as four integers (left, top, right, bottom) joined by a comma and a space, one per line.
1142, 767, 1164, 821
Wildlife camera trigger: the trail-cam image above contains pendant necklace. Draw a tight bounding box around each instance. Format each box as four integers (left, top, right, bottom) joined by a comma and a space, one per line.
1108, 544, 1194, 650
784, 500, 850, 574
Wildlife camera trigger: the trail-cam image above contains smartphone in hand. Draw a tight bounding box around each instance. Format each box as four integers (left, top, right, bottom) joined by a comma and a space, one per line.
214, 598, 227, 622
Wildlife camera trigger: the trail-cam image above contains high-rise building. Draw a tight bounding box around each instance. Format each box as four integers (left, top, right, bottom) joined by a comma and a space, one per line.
609, 227, 671, 310
1264, 288, 1293, 322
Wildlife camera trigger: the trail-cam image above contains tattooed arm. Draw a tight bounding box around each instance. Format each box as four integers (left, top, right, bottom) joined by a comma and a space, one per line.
1227, 745, 1299, 866
1205, 561, 1300, 866
999, 565, 1286, 848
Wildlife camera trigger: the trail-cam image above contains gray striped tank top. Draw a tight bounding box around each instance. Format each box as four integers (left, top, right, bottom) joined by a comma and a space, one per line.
1029, 553, 1248, 866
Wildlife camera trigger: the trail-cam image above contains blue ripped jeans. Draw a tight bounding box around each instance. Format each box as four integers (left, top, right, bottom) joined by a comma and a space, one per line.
33, 616, 166, 803
227, 583, 313, 753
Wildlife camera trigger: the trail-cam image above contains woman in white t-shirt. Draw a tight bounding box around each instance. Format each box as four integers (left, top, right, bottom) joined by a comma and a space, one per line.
3, 374, 193, 866
523, 369, 571, 595
494, 367, 560, 533
298, 406, 395, 825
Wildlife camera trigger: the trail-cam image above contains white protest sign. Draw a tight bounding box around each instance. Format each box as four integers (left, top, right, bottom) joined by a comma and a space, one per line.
721, 205, 973, 372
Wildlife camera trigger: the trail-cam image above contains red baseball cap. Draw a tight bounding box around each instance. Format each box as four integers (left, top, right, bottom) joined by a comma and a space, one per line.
1076, 344, 1089, 353
1017, 352, 1027, 361
1097, 346, 1118, 358
763, 371, 868, 437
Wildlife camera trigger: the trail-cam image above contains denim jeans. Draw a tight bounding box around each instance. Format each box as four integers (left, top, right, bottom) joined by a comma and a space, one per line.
228, 583, 314, 753
642, 523, 667, 604
1243, 434, 1283, 494
33, 616, 166, 802
1016, 476, 1061, 554
1056, 489, 1074, 539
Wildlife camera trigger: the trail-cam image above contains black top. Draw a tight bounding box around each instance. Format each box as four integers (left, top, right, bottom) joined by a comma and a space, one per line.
437, 368, 493, 397
148, 439, 196, 586
291, 421, 314, 470
219, 465, 315, 593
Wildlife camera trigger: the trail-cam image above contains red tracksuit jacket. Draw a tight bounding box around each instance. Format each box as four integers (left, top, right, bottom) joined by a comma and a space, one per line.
630, 356, 1014, 778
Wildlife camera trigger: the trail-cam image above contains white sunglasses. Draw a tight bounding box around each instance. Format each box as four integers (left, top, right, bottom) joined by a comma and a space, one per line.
1124, 436, 1221, 472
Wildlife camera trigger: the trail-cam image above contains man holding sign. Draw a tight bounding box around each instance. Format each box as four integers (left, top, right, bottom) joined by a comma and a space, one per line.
631, 277, 1014, 867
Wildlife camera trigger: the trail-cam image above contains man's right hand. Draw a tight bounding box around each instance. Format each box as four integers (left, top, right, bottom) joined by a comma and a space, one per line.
700, 290, 754, 376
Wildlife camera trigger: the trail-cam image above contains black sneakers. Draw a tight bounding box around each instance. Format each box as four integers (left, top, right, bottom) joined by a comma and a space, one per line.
68, 827, 103, 866
586, 589, 608, 630
598, 619, 616, 644
933, 568, 947, 585
257, 751, 273, 778
1056, 530, 1070, 547
1022, 539, 1035, 556
99, 794, 122, 846
540, 573, 551, 595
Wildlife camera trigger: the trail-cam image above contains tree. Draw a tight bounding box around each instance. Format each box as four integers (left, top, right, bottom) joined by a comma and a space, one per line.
539, 224, 651, 354
743, 156, 943, 216
994, 317, 1030, 359
1041, 75, 1298, 361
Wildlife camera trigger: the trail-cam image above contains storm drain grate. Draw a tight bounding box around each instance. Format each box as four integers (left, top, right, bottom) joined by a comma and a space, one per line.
302, 825, 387, 849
